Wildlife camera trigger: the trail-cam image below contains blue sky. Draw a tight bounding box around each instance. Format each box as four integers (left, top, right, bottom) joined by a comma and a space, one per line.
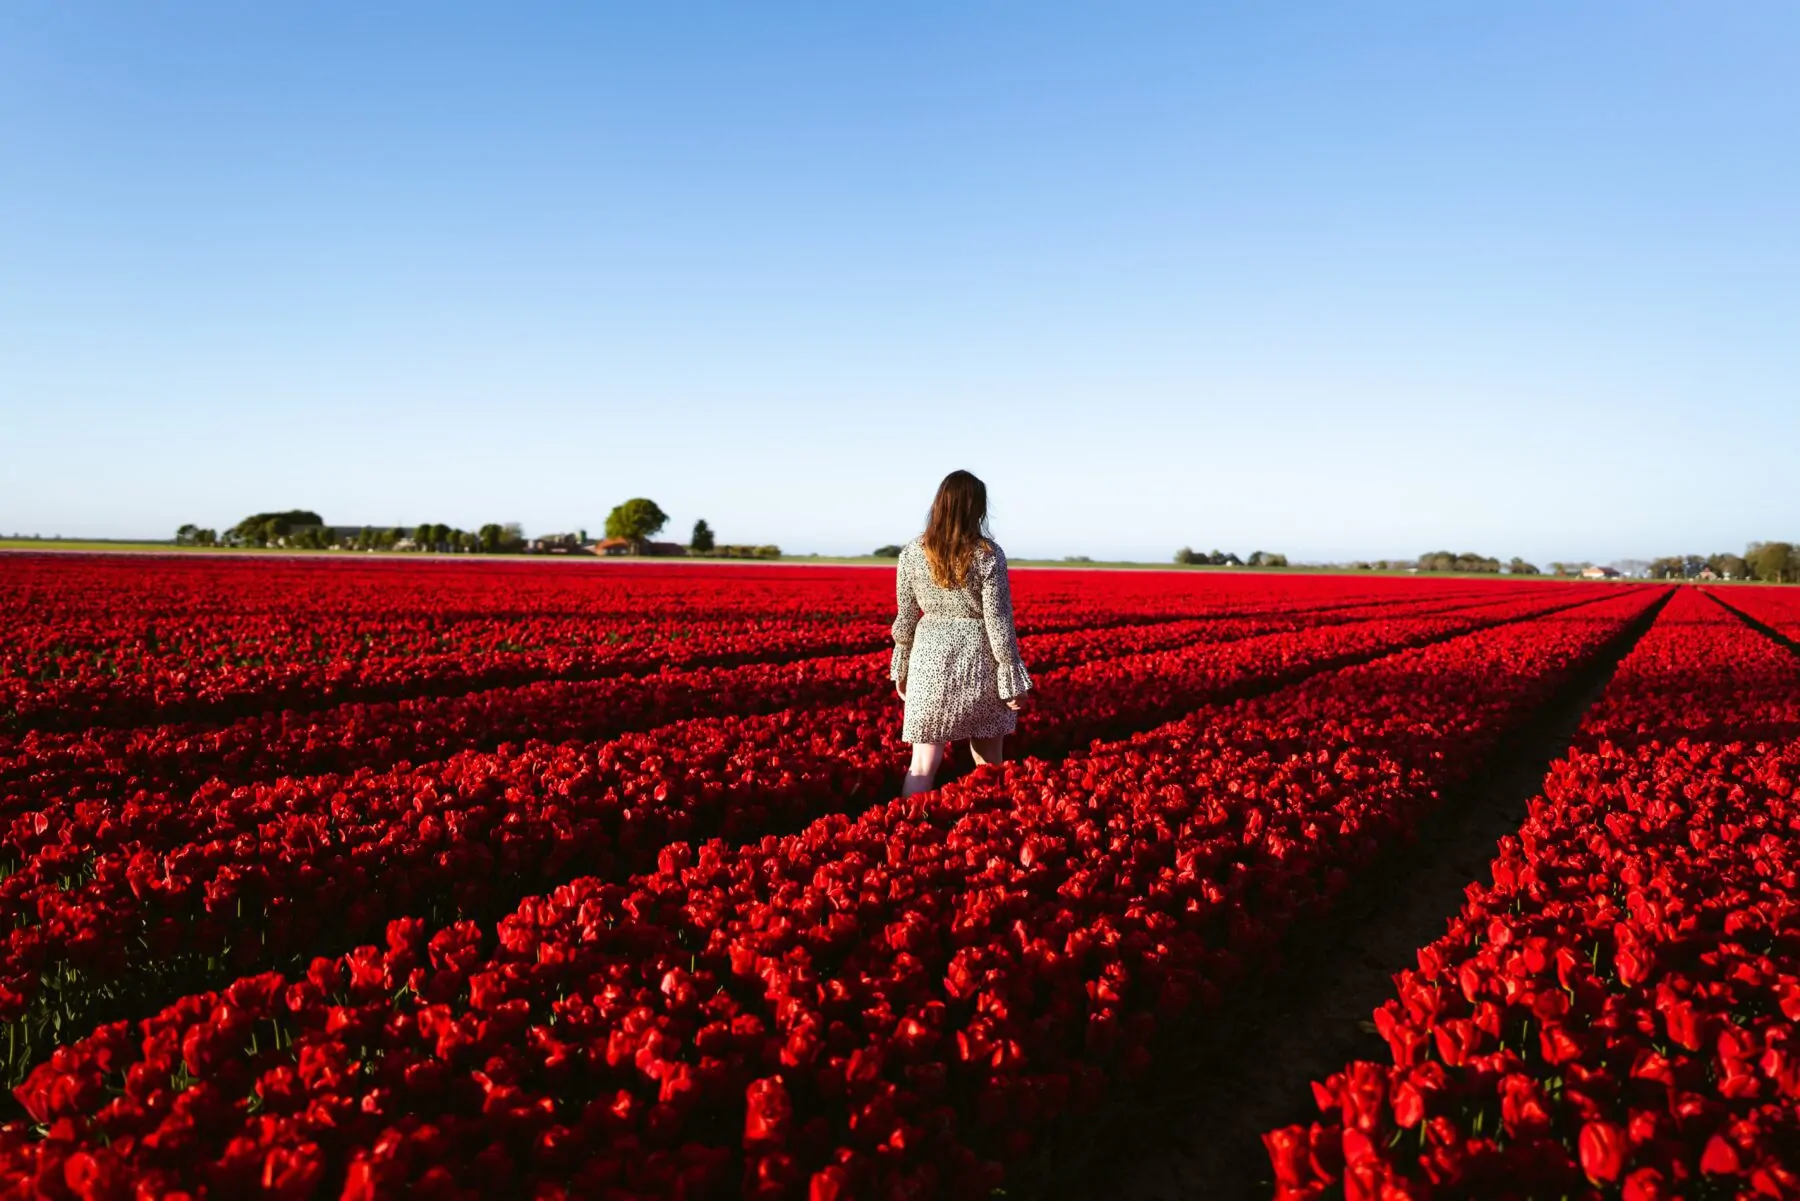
2, 3, 1795, 563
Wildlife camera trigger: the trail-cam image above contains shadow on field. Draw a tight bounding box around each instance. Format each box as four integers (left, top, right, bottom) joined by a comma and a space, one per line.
1021, 590, 1672, 1201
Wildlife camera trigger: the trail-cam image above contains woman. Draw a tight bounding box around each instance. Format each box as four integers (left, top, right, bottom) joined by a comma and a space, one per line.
891, 470, 1032, 797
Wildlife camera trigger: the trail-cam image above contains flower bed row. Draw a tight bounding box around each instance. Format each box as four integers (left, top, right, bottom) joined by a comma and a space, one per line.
0, 614, 902, 736
0, 590, 1526, 810
0, 590, 1662, 1198
1705, 584, 1800, 649
0, 592, 1604, 1086
0, 554, 1563, 735
1263, 588, 1800, 1199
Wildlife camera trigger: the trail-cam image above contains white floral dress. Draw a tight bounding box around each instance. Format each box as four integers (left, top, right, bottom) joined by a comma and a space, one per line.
890, 538, 1032, 744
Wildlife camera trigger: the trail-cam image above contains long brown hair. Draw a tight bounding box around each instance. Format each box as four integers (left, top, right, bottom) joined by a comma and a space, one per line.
921, 470, 990, 589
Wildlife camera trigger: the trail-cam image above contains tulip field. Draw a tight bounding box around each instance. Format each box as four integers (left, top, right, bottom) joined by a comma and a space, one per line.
1, 553, 1796, 1199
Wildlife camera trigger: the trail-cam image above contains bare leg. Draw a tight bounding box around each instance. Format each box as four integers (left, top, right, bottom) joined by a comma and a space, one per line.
970, 736, 1005, 767
902, 742, 945, 797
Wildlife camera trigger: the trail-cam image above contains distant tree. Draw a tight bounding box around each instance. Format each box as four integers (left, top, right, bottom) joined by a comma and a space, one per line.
1455, 553, 1500, 573
195, 528, 218, 546
1682, 554, 1707, 579
429, 524, 451, 553
1248, 550, 1288, 568
412, 524, 432, 551
504, 523, 527, 551
578, 528, 588, 544
1416, 551, 1456, 573
1647, 556, 1685, 580
478, 523, 505, 554
1748, 541, 1799, 583
1708, 552, 1748, 580
175, 524, 199, 545
874, 544, 904, 558
355, 526, 376, 551
458, 530, 479, 553
1173, 547, 1202, 565
605, 498, 670, 543
691, 519, 716, 553
1507, 558, 1541, 576
1612, 559, 1650, 579
1418, 551, 1498, 574
376, 528, 398, 550
231, 510, 322, 546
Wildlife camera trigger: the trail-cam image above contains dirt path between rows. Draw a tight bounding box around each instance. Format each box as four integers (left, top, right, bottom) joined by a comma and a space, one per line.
1024, 588, 1672, 1201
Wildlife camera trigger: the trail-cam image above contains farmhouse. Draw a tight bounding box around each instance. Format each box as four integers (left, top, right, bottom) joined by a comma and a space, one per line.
593, 538, 689, 557
1581, 565, 1621, 579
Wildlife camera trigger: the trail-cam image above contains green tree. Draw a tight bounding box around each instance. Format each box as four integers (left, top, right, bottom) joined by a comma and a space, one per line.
1709, 552, 1748, 580
690, 519, 716, 553
1747, 541, 1798, 583
175, 524, 199, 545
429, 524, 451, 552
230, 510, 322, 545
874, 544, 904, 558
1507, 558, 1541, 576
1173, 547, 1201, 565
605, 498, 670, 543
1416, 551, 1456, 573
478, 523, 505, 554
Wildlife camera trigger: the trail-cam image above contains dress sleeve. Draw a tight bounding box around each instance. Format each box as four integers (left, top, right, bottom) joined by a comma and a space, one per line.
979, 544, 1031, 699
891, 550, 921, 683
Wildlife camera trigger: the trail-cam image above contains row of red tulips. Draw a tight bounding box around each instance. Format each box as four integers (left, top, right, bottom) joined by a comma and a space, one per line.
0, 590, 1597, 1084
3, 554, 1514, 630
0, 590, 1662, 1199
0, 588, 1534, 811
0, 556, 1565, 735
1263, 589, 1800, 1199
1, 615, 898, 736
1709, 585, 1800, 648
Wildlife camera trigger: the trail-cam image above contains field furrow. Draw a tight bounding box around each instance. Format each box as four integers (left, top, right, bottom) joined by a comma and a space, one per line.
1262, 588, 1800, 1198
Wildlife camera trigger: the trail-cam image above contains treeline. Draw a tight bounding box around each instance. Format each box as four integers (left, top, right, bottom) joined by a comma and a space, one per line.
177, 513, 532, 553
681, 516, 778, 558
1412, 551, 1538, 575
1174, 547, 1289, 567
1645, 543, 1800, 582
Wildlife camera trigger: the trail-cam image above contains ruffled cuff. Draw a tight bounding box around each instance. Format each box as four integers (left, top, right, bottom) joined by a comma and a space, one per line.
891, 645, 910, 684
996, 659, 1031, 701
